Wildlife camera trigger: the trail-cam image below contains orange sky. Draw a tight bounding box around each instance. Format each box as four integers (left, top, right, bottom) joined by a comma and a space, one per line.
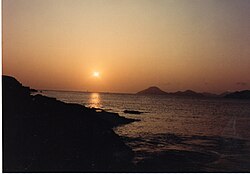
3, 0, 250, 93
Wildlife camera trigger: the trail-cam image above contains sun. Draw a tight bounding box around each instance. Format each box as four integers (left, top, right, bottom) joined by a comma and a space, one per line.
93, 71, 100, 78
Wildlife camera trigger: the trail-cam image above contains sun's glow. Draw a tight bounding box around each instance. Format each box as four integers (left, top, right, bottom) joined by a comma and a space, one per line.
93, 71, 100, 77
88, 93, 102, 108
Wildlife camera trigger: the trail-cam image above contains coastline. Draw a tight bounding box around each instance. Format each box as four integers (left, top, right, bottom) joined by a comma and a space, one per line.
3, 75, 137, 172
3, 75, 250, 172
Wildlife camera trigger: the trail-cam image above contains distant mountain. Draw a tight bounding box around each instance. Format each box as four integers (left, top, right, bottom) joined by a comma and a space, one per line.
202, 92, 218, 98
219, 91, 232, 97
136, 87, 204, 97
224, 90, 250, 99
136, 86, 250, 99
171, 90, 204, 98
136, 86, 168, 95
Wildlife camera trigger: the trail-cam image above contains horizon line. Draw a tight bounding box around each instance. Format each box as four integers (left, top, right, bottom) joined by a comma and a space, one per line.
36, 88, 250, 96
37, 89, 135, 95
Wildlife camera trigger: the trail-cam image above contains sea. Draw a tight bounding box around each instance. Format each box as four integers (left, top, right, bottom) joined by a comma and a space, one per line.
40, 90, 250, 172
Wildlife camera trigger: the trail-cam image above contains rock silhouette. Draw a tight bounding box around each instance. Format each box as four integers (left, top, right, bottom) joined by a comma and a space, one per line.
2, 75, 137, 172
124, 110, 143, 114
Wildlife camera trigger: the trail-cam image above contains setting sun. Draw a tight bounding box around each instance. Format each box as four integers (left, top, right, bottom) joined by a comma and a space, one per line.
93, 71, 100, 78
2, 0, 250, 172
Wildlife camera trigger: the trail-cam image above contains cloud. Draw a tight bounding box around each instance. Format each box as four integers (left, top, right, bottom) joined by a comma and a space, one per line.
236, 82, 248, 86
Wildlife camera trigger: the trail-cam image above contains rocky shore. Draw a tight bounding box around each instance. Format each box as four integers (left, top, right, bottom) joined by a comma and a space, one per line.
3, 75, 137, 172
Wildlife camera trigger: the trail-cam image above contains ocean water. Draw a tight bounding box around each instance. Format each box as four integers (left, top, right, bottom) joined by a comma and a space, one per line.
41, 90, 250, 171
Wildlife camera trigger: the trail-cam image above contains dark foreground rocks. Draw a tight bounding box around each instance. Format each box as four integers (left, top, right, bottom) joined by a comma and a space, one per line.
2, 75, 137, 172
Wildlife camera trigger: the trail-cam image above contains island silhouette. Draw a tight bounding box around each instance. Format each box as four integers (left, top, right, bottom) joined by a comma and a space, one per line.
136, 86, 250, 99
136, 86, 168, 95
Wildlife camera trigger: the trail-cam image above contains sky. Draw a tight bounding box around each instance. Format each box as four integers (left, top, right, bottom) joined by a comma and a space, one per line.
3, 0, 250, 93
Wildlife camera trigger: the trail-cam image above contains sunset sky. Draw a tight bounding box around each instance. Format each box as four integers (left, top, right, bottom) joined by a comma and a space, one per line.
3, 0, 250, 93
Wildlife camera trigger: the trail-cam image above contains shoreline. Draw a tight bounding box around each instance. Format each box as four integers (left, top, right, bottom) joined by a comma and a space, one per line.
3, 75, 250, 172
3, 75, 138, 172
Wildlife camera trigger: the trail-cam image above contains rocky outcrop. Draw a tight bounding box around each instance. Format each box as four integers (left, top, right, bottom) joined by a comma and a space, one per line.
2, 75, 136, 172
124, 110, 143, 114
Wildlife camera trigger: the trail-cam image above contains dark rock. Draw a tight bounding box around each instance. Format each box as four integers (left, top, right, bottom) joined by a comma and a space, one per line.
30, 88, 38, 92
2, 75, 136, 172
97, 111, 139, 126
124, 110, 143, 114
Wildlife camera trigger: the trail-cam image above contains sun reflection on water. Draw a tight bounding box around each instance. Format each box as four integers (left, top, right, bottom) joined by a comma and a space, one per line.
88, 93, 102, 108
